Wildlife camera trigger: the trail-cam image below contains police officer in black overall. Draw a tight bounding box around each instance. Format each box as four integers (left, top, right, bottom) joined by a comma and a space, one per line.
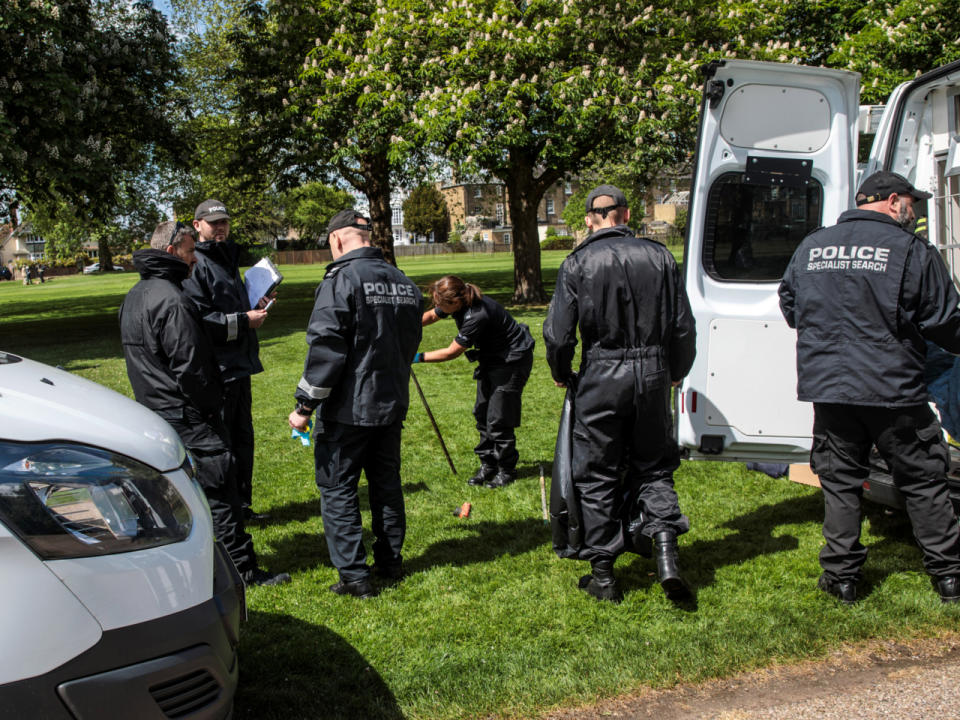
288, 209, 422, 599
544, 185, 697, 603
183, 200, 272, 523
416, 275, 535, 488
120, 221, 289, 586
780, 171, 960, 604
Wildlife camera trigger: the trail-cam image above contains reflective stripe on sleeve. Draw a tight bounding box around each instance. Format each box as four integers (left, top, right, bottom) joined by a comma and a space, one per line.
227, 313, 239, 342
298, 376, 331, 400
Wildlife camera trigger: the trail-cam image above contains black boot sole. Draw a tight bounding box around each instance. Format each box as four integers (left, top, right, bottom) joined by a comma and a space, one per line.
578, 574, 623, 603
660, 576, 691, 601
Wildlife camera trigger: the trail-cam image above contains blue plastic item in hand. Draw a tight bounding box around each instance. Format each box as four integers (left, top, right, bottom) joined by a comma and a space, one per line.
291, 419, 312, 447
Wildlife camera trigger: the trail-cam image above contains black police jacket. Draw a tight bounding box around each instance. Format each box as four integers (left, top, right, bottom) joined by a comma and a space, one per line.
182, 239, 263, 382
544, 225, 696, 386
295, 246, 423, 426
119, 250, 222, 417
780, 208, 960, 406
435, 295, 535, 366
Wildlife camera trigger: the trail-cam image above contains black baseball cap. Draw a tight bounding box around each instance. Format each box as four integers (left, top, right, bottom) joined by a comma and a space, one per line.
585, 184, 628, 213
856, 171, 931, 206
325, 209, 371, 235
194, 199, 231, 222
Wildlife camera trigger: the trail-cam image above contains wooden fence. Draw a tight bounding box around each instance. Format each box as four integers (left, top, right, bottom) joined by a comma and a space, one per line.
273, 242, 513, 265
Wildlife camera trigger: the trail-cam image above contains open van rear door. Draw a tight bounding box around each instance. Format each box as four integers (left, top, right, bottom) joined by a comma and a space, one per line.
677, 60, 860, 463
866, 60, 960, 286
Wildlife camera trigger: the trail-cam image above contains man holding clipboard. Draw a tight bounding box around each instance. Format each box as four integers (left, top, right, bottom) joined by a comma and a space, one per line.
184, 199, 278, 523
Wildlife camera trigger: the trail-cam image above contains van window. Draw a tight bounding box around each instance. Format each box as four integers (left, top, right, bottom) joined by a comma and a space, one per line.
702, 173, 823, 282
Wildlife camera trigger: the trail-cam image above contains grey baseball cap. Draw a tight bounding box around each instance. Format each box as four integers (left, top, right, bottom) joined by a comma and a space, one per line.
585, 184, 628, 213
194, 199, 231, 222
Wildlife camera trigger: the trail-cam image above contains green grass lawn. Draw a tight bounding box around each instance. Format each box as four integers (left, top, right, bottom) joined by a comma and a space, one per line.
2, 250, 958, 719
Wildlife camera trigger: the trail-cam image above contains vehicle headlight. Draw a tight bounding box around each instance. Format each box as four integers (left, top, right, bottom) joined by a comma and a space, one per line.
0, 441, 193, 559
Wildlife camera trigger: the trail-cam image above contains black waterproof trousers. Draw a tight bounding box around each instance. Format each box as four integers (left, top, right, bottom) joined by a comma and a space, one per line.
313, 420, 406, 582
160, 407, 257, 576
473, 352, 533, 474
572, 350, 689, 562
222, 376, 255, 512
812, 402, 960, 582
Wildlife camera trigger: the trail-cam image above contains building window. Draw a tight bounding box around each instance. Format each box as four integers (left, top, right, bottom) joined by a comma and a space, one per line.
565, 182, 573, 195
496, 203, 505, 225
546, 198, 555, 215
474, 186, 483, 198
392, 207, 403, 225
393, 230, 402, 243
472, 206, 482, 215
483, 232, 490, 242
503, 233, 511, 244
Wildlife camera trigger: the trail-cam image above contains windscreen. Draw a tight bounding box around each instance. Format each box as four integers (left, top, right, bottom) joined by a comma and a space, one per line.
702, 173, 823, 282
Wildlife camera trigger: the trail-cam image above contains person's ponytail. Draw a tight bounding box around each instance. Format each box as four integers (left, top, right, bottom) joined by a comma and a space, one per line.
464, 283, 484, 306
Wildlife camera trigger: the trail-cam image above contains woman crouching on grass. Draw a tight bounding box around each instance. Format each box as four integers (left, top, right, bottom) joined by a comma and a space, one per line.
415, 275, 535, 488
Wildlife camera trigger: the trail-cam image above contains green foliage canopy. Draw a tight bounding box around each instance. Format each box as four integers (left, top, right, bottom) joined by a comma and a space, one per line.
0, 0, 178, 221
413, 0, 706, 301
402, 184, 449, 242
282, 182, 356, 245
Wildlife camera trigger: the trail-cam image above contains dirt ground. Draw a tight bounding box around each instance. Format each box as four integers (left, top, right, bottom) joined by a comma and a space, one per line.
545, 633, 960, 720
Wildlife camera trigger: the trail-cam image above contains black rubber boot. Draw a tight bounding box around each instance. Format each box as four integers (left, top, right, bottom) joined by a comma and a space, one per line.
818, 573, 856, 605
654, 531, 690, 601
578, 557, 623, 604
467, 466, 496, 486
934, 574, 960, 604
485, 470, 516, 489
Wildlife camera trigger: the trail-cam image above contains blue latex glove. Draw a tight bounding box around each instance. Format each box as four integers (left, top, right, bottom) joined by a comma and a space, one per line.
412, 352, 424, 364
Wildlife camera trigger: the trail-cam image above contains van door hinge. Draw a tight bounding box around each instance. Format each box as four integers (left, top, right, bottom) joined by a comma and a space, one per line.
705, 80, 726, 109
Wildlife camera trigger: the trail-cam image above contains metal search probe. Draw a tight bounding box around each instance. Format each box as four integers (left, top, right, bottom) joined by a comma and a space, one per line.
539, 463, 548, 522
411, 368, 457, 475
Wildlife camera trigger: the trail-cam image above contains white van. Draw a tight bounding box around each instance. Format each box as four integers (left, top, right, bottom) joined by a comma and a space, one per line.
677, 58, 960, 509
0, 352, 243, 719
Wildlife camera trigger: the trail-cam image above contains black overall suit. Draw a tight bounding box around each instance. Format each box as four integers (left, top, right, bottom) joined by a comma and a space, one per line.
544, 226, 696, 562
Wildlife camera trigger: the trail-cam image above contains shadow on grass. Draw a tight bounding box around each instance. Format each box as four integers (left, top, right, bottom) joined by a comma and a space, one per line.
262, 517, 547, 576
622, 492, 926, 602
621, 493, 826, 597
858, 501, 926, 598
236, 611, 403, 720
516, 461, 553, 480
255, 481, 431, 527
405, 517, 547, 573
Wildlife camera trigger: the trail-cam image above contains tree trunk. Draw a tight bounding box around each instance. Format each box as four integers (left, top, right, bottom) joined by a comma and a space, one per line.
504, 158, 547, 304
363, 155, 396, 266
98, 235, 114, 271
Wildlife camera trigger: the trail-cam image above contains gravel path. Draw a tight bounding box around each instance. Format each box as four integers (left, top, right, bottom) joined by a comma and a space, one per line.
546, 634, 960, 720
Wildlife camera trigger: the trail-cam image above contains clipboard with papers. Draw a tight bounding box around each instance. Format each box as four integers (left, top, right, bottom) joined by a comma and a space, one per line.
244, 257, 284, 309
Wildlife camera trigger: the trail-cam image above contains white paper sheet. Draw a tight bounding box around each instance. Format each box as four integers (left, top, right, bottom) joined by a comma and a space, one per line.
244, 257, 283, 309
